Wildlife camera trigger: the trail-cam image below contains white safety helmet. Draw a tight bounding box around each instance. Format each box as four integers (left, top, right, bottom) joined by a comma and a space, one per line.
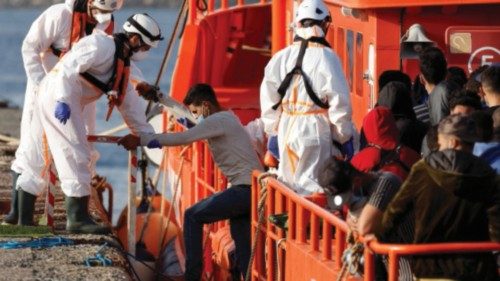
295, 0, 331, 24
123, 13, 163, 48
91, 0, 123, 12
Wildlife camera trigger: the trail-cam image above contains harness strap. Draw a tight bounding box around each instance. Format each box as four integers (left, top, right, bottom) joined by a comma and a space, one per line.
80, 33, 130, 121
272, 36, 331, 110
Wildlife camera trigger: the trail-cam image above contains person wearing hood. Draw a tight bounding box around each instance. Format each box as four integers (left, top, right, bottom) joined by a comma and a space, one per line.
351, 107, 420, 182
375, 81, 428, 153
260, 0, 354, 195
3, 0, 122, 225
14, 14, 163, 234
380, 114, 500, 280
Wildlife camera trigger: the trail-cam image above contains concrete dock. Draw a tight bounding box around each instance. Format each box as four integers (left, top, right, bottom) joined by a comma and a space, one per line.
0, 106, 133, 280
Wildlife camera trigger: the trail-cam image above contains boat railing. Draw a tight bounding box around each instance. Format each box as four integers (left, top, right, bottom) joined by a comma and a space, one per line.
250, 170, 500, 281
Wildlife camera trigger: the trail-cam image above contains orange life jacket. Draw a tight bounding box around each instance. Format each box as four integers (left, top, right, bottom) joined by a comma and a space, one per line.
51, 0, 114, 57
80, 33, 130, 121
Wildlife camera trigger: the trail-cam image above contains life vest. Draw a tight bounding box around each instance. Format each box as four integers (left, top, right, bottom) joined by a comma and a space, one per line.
272, 36, 331, 110
80, 33, 131, 121
50, 0, 114, 57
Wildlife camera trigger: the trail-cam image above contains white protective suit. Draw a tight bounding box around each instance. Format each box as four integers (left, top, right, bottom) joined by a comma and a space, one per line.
12, 0, 109, 194
260, 26, 354, 195
19, 30, 154, 197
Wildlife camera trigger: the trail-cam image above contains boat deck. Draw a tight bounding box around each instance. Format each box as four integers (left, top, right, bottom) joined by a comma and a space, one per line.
0, 107, 132, 281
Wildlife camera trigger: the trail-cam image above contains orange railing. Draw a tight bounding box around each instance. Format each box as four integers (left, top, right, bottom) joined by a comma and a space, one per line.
250, 170, 500, 281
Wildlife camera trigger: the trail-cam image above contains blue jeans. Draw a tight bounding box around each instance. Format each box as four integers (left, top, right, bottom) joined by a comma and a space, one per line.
183, 185, 251, 281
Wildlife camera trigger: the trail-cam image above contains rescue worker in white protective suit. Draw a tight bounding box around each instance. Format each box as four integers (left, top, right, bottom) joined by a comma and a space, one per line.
3, 0, 122, 225
260, 0, 354, 195
18, 14, 163, 234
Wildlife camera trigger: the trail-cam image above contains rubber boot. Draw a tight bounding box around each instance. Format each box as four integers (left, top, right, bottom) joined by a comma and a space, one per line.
18, 189, 37, 226
65, 196, 110, 234
2, 171, 20, 225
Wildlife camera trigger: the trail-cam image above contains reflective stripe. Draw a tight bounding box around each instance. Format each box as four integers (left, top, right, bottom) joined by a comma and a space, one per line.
282, 108, 328, 115
286, 145, 299, 174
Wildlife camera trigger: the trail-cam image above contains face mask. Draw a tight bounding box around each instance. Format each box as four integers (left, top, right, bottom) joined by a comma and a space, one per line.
196, 114, 205, 123
131, 50, 149, 61
93, 12, 112, 24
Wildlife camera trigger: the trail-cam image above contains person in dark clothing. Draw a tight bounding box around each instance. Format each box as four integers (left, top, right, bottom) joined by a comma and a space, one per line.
352, 107, 421, 182
480, 64, 500, 114
466, 65, 489, 105
381, 114, 500, 281
449, 89, 482, 115
378, 70, 412, 93
419, 47, 451, 125
322, 159, 414, 280
446, 66, 468, 89
376, 82, 428, 153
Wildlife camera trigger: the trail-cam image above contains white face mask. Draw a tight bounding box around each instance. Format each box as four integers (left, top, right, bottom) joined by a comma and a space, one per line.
131, 50, 149, 61
93, 12, 112, 24
196, 114, 205, 123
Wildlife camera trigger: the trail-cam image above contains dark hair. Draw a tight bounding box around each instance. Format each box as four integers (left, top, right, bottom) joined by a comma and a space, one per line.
426, 125, 439, 152
378, 70, 412, 92
470, 110, 493, 142
322, 159, 361, 194
183, 83, 220, 107
465, 65, 489, 95
377, 81, 416, 120
446, 66, 467, 89
419, 47, 447, 85
481, 65, 500, 95
449, 89, 482, 111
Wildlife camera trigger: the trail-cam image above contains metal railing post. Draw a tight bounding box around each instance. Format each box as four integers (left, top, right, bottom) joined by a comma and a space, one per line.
128, 149, 138, 256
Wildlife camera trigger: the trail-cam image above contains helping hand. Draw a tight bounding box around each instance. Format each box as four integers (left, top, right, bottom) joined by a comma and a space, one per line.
135, 82, 160, 102
54, 101, 71, 124
341, 137, 354, 160
117, 134, 141, 151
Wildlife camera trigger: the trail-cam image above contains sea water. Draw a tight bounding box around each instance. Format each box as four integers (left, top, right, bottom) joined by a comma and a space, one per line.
0, 7, 178, 223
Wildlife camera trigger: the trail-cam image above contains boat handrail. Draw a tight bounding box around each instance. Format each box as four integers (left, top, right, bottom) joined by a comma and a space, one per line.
250, 170, 500, 281
188, 0, 269, 24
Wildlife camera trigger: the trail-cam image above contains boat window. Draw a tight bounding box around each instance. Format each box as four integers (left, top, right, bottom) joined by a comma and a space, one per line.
356, 32, 363, 97
335, 27, 345, 70
346, 29, 354, 92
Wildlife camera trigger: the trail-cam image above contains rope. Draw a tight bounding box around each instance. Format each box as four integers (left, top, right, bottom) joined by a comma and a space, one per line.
275, 238, 286, 281
0, 237, 74, 249
336, 231, 364, 281
146, 0, 189, 115
84, 242, 113, 267
154, 145, 189, 280
244, 172, 277, 281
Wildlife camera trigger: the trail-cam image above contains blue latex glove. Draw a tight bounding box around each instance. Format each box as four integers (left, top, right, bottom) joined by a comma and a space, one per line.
54, 101, 71, 124
147, 139, 162, 149
267, 135, 279, 160
341, 138, 354, 160
177, 117, 195, 128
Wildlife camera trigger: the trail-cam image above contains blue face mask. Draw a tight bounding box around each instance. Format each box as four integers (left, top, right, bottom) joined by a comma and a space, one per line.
196, 114, 204, 123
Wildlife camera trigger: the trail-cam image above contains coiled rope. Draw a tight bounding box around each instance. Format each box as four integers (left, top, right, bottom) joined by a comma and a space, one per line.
0, 236, 74, 249
244, 172, 277, 281
336, 231, 364, 281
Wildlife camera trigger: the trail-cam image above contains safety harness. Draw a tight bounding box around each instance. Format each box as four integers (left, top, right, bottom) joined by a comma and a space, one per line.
50, 0, 114, 57
80, 33, 131, 121
272, 36, 331, 110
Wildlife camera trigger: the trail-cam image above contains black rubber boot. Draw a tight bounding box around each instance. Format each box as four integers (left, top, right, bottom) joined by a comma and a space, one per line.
65, 196, 110, 234
18, 189, 37, 226
2, 171, 20, 225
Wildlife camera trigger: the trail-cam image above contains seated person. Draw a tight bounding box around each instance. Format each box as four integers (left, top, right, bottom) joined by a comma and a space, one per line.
321, 159, 413, 280
351, 107, 420, 182
380, 114, 499, 280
